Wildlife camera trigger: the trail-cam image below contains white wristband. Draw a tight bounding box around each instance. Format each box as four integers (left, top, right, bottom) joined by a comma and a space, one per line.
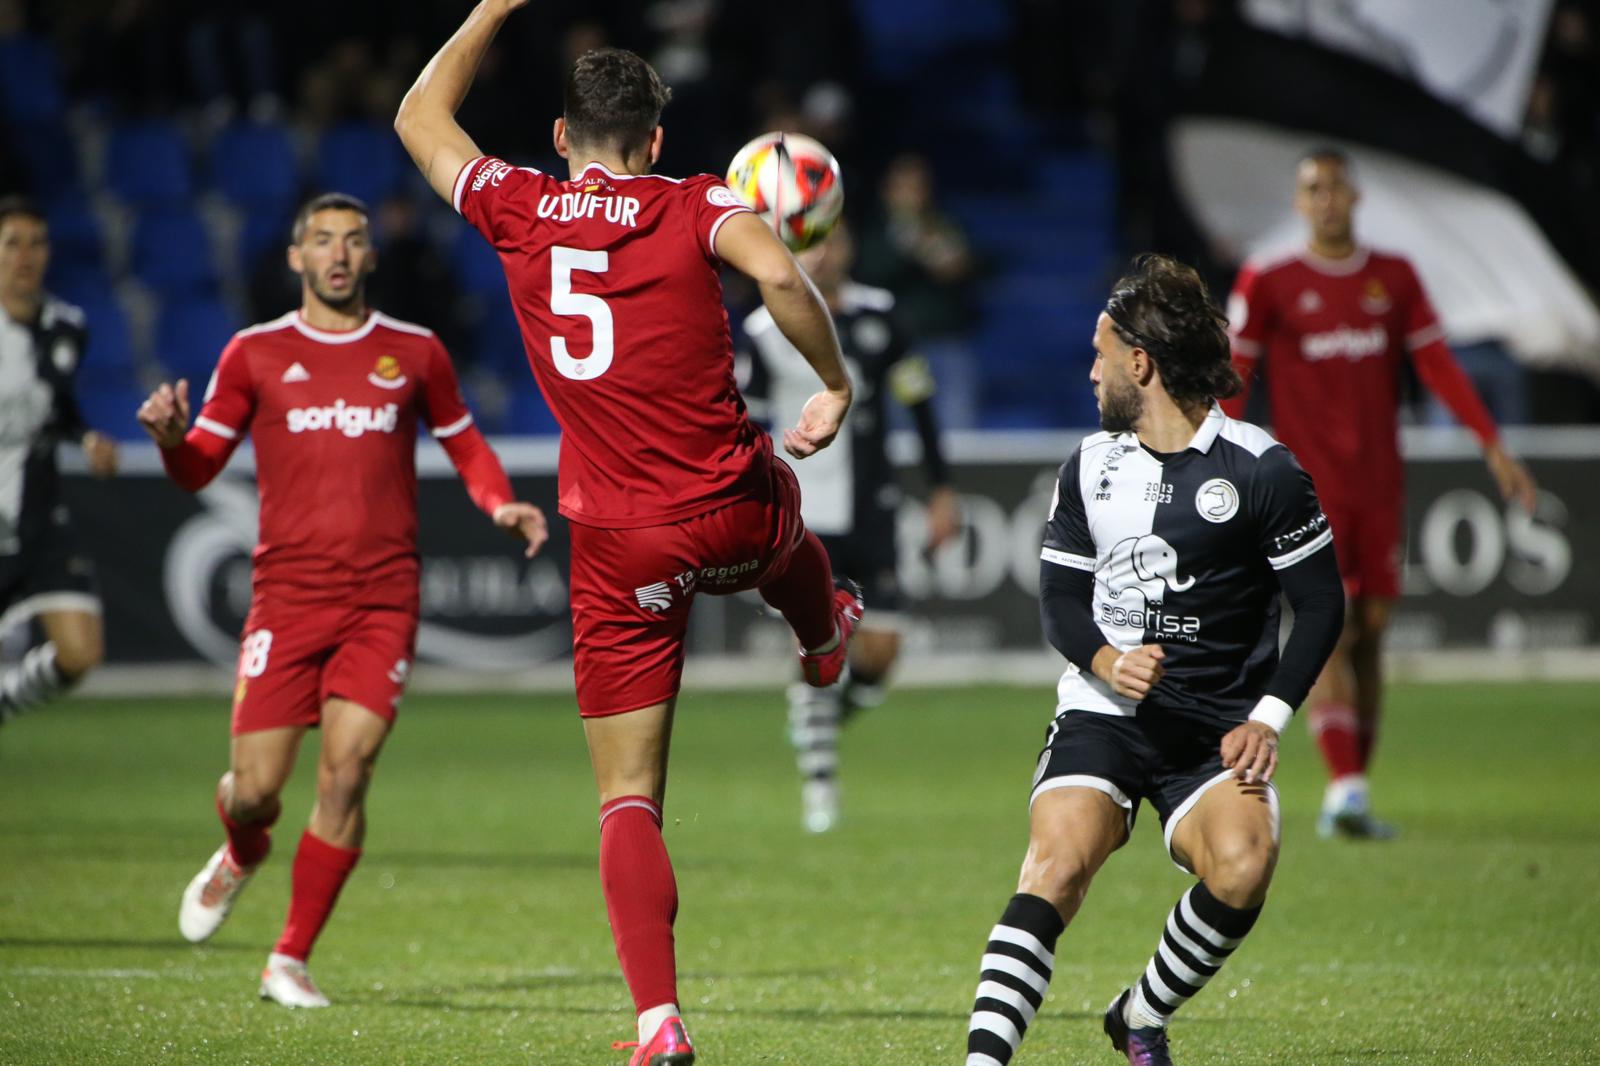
1247, 696, 1294, 735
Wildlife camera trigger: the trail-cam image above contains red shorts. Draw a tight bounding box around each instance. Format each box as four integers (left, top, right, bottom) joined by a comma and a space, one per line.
567, 457, 805, 717
230, 597, 418, 736
1323, 497, 1402, 601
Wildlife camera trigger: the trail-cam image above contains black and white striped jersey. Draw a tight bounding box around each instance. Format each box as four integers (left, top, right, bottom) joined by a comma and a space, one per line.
1042, 405, 1332, 721
739, 282, 941, 535
0, 296, 89, 557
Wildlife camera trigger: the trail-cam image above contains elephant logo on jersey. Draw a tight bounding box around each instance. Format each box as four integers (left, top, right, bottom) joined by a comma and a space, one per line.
1101, 534, 1195, 607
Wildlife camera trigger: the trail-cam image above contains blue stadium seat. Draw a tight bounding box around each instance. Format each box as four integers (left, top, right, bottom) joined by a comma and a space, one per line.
130, 210, 218, 297
470, 294, 530, 377
505, 387, 561, 435
450, 227, 508, 299
210, 121, 299, 213
44, 200, 105, 269
236, 206, 294, 273
75, 296, 136, 375
0, 35, 66, 125
106, 120, 193, 210
314, 121, 405, 208
74, 369, 146, 441
154, 298, 239, 383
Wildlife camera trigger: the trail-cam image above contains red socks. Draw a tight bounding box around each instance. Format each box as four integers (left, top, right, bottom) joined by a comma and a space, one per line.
599, 796, 679, 1014
273, 831, 362, 961
217, 793, 278, 869
759, 529, 837, 652
1309, 701, 1364, 780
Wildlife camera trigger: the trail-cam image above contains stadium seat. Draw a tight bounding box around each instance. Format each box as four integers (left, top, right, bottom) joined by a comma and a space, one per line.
0, 34, 67, 125
505, 387, 561, 435
73, 368, 146, 441
314, 121, 405, 208
130, 210, 219, 297
106, 120, 194, 210
75, 295, 137, 375
450, 227, 508, 299
236, 206, 295, 274
209, 121, 300, 214
470, 294, 530, 377
43, 200, 106, 270
154, 298, 239, 383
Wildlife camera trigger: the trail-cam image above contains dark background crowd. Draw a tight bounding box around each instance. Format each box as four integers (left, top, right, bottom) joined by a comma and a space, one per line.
2, 0, 1597, 436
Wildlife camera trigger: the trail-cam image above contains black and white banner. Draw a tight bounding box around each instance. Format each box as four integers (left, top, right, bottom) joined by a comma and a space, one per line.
52, 429, 1600, 669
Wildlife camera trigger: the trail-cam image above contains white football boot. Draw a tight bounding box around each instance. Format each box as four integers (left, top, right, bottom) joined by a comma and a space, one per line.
259, 952, 331, 1008
179, 844, 257, 943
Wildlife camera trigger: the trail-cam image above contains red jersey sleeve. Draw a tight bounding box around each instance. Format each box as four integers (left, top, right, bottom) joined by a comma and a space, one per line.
422, 338, 513, 517
683, 174, 754, 261
1222, 261, 1272, 418
453, 155, 550, 251
162, 336, 253, 490
1399, 261, 1499, 446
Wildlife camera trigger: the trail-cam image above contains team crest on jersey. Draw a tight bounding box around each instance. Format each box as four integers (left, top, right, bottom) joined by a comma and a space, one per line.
368, 355, 407, 390
1360, 277, 1392, 314
1297, 289, 1323, 314
1195, 478, 1239, 523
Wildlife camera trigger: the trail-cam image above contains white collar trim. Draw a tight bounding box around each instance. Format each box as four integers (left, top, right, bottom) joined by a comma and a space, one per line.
291, 311, 378, 345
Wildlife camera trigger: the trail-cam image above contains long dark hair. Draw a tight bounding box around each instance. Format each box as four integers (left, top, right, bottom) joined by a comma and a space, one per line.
1103, 253, 1240, 407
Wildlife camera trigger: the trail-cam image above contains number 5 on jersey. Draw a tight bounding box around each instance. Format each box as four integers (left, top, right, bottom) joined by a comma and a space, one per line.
551, 246, 613, 380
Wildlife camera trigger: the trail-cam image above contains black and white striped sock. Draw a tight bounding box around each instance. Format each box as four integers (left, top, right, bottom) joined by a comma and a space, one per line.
787, 682, 842, 784
0, 642, 66, 724
1126, 881, 1262, 1029
966, 892, 1064, 1065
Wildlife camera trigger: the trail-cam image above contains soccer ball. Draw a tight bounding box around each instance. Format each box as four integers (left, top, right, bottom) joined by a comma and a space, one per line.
725, 131, 844, 253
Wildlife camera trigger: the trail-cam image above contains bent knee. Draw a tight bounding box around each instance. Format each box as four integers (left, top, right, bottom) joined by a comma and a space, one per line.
51, 638, 103, 681
1017, 847, 1100, 913
226, 772, 282, 817
1200, 836, 1278, 899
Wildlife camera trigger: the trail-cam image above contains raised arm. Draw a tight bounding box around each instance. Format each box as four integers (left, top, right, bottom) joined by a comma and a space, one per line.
394, 0, 527, 204
714, 212, 852, 458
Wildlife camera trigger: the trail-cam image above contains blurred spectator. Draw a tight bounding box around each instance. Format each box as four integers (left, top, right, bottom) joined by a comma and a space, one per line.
854, 154, 976, 342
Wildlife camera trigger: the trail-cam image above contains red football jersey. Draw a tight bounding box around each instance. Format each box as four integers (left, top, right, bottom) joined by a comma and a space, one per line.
1223, 247, 1497, 505
189, 311, 480, 601
454, 155, 767, 529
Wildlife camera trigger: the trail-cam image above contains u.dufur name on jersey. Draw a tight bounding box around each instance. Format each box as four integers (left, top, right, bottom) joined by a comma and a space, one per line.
537, 190, 642, 228
286, 400, 399, 438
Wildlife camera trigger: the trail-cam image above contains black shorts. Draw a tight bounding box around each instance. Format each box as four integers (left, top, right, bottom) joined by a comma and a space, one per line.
820, 520, 903, 622
0, 526, 100, 633
1028, 707, 1277, 872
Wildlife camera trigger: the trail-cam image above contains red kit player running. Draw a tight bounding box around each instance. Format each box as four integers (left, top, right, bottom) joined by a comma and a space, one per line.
1223, 149, 1536, 839
396, 2, 859, 1061
137, 193, 547, 1008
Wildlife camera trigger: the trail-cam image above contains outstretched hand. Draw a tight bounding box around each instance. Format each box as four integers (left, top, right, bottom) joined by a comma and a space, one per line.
1220, 720, 1280, 784
136, 379, 191, 449
783, 388, 851, 459
493, 501, 549, 558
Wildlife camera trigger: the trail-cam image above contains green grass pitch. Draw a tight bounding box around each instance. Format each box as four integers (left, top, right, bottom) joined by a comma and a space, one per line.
1, 682, 1597, 1064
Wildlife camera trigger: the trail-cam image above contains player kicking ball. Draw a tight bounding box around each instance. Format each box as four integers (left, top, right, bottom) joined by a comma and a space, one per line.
963, 255, 1344, 1065
138, 193, 546, 1008
396, 3, 861, 1061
